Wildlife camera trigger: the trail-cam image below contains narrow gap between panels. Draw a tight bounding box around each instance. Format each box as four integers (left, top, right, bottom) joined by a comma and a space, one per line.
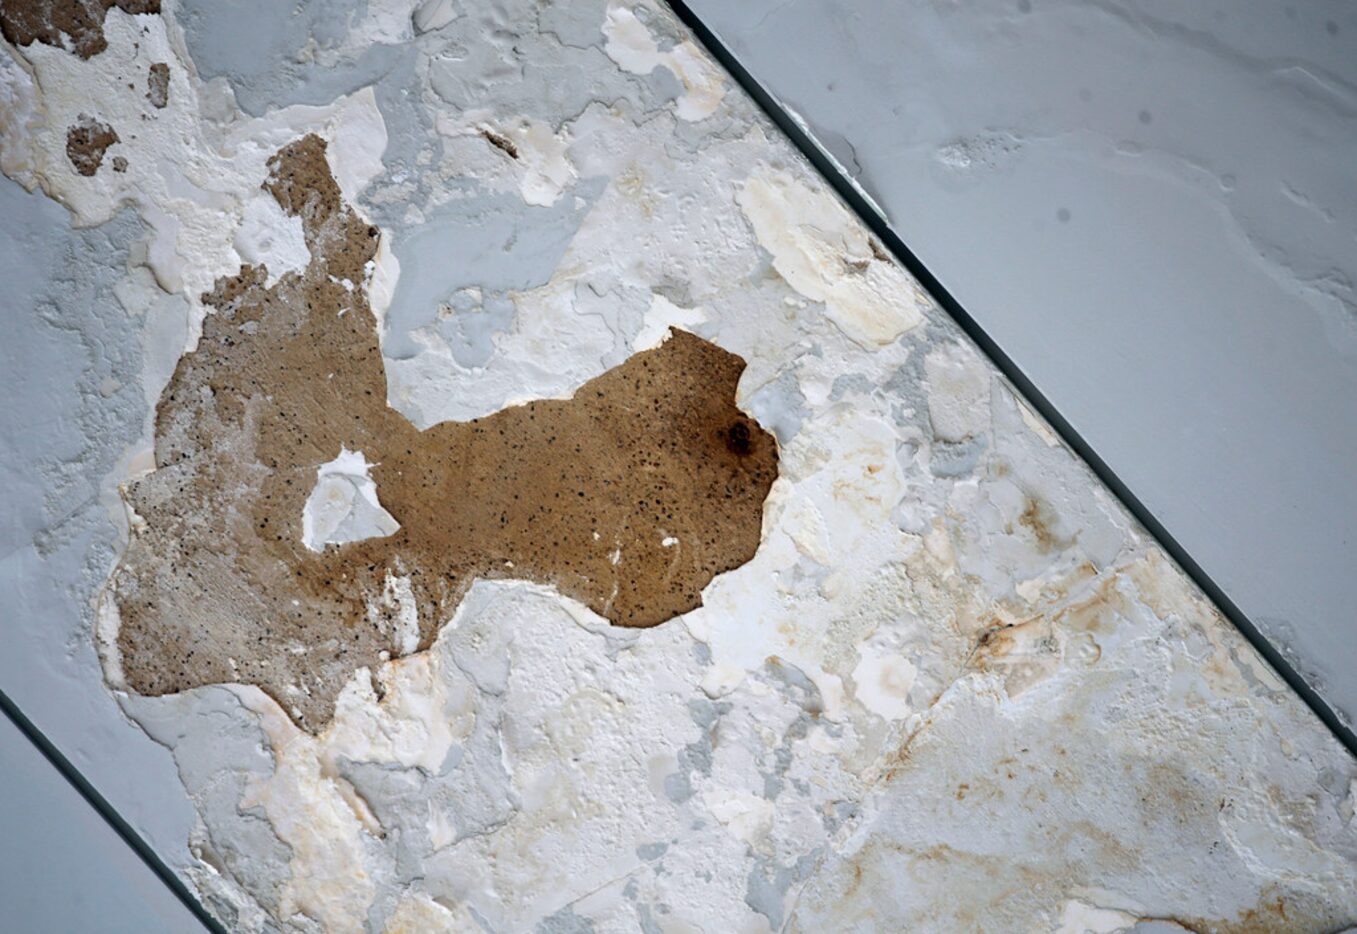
0, 689, 227, 934
661, 0, 1357, 760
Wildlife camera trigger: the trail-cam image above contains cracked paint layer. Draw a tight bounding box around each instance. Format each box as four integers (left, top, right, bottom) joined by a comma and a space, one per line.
2, 0, 1357, 932
109, 135, 777, 731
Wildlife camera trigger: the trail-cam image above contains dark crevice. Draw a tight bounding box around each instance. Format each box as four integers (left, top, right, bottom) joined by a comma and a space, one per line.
0, 689, 224, 934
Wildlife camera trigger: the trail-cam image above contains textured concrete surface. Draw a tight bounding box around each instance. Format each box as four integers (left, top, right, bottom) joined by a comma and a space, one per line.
1, 1, 1356, 931
681, 0, 1357, 731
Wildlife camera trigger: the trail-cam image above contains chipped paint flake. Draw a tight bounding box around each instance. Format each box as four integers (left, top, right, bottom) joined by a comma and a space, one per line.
737, 168, 925, 347
301, 449, 400, 553
603, 2, 727, 121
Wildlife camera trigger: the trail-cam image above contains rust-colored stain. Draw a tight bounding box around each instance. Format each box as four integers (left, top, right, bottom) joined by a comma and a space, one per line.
1016, 493, 1071, 554
112, 135, 778, 732
65, 113, 117, 175
146, 61, 168, 108
0, 0, 160, 60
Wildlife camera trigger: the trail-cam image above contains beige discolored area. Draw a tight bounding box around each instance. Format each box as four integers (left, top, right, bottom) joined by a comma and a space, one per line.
0, 0, 159, 60
65, 113, 117, 175
111, 135, 778, 732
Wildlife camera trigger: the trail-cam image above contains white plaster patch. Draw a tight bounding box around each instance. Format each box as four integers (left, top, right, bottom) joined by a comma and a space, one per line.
1053, 900, 1140, 934
505, 118, 577, 207
691, 406, 919, 729
852, 644, 917, 721
234, 194, 310, 287
633, 293, 708, 350
365, 231, 401, 338
602, 2, 727, 121
15, 8, 387, 344
383, 892, 470, 932
301, 448, 400, 552
481, 121, 575, 207
310, 91, 390, 205
1016, 394, 1062, 447
412, 0, 460, 34
375, 571, 421, 656
737, 167, 925, 347
94, 588, 126, 690
702, 787, 775, 847
232, 686, 377, 934
924, 342, 991, 442
328, 652, 472, 774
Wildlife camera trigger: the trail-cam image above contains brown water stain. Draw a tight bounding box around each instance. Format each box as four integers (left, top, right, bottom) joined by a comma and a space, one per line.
65, 113, 117, 175
0, 0, 159, 60
146, 61, 168, 108
111, 134, 778, 732
1017, 493, 1072, 553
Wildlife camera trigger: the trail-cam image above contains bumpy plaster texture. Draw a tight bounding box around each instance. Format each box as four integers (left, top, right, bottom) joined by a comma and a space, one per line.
2, 0, 1356, 932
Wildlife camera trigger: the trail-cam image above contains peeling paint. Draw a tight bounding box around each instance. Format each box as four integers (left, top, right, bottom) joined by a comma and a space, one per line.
3, 0, 1357, 930
110, 136, 778, 731
737, 167, 925, 347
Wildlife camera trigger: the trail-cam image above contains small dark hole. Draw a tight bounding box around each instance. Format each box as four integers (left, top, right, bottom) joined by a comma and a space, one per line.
725, 421, 751, 456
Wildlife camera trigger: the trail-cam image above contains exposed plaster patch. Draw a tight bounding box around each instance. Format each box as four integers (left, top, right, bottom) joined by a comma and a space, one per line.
1016, 395, 1062, 447
231, 684, 377, 934
492, 118, 575, 207
12, 4, 389, 343
0, 51, 42, 181
412, 0, 459, 35
110, 135, 778, 731
702, 787, 775, 846
852, 643, 918, 721
383, 892, 473, 932
1053, 899, 1141, 934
